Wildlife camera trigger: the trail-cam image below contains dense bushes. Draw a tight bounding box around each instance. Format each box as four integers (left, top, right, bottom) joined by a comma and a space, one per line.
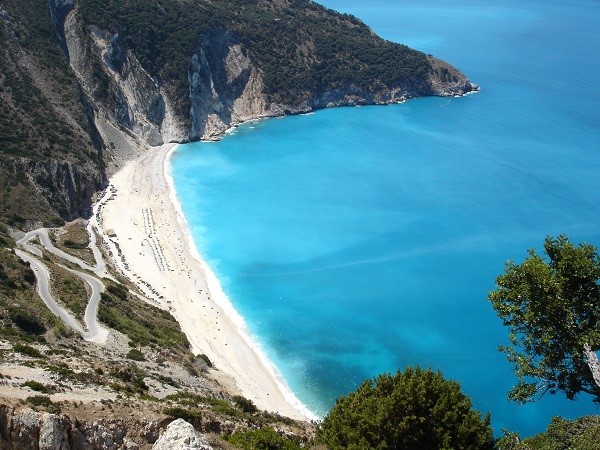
78, 0, 432, 110
164, 406, 201, 425
317, 367, 494, 450
227, 426, 302, 450
8, 309, 46, 335
498, 415, 600, 450
232, 395, 257, 414
98, 283, 189, 351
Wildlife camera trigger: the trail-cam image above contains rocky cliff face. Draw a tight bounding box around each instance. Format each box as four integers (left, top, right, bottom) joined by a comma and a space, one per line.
0, 0, 106, 227
51, 1, 478, 147
0, 405, 217, 450
61, 4, 187, 150
188, 31, 273, 141
1, 0, 477, 226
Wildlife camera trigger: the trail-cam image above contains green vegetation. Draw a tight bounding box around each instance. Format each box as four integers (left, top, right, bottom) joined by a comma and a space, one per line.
0, 0, 102, 226
98, 281, 189, 352
8, 309, 46, 335
163, 406, 201, 425
126, 348, 146, 361
25, 395, 58, 412
489, 235, 600, 404
0, 227, 51, 341
498, 415, 600, 450
228, 426, 302, 450
79, 0, 432, 116
12, 343, 43, 358
233, 395, 258, 414
23, 380, 54, 394
54, 222, 95, 264
45, 362, 78, 380
48, 265, 88, 317
317, 367, 494, 450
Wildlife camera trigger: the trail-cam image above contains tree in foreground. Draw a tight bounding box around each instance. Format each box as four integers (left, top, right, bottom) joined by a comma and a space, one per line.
496, 415, 600, 450
488, 235, 600, 404
317, 367, 494, 450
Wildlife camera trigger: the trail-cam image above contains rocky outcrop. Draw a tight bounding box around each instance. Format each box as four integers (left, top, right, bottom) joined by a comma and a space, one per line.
24, 158, 100, 220
185, 31, 477, 141
0, 406, 69, 450
0, 405, 169, 450
61, 6, 187, 150
188, 31, 275, 140
151, 420, 212, 450
54, 3, 478, 147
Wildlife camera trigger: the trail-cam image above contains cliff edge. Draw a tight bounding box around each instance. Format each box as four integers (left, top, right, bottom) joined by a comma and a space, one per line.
0, 0, 477, 226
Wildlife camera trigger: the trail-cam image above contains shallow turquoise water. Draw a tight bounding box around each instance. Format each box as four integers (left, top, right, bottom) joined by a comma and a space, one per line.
172, 0, 600, 436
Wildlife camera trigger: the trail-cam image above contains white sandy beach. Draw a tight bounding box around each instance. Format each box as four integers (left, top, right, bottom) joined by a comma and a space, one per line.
97, 143, 314, 421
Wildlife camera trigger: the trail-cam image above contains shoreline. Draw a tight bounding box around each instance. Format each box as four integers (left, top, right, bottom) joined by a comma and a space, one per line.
97, 143, 316, 421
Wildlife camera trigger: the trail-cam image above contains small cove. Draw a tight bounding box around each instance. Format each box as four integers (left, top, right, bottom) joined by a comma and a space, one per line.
172, 0, 600, 435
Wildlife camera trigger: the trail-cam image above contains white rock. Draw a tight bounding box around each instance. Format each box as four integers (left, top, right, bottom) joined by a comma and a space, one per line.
151, 419, 211, 450
39, 413, 70, 450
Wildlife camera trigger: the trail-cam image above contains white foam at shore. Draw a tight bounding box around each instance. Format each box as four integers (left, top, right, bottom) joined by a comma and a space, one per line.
164, 145, 319, 421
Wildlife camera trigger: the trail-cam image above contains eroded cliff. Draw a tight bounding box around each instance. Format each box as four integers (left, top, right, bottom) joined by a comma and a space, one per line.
1, 0, 477, 227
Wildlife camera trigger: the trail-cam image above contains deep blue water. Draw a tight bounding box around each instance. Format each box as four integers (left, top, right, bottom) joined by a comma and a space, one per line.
172, 0, 600, 436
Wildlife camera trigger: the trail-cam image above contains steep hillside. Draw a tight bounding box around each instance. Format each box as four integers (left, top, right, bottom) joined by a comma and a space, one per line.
0, 0, 476, 226
0, 0, 105, 228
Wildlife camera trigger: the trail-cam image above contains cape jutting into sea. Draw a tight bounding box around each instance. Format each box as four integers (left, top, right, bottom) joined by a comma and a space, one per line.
171, 0, 600, 436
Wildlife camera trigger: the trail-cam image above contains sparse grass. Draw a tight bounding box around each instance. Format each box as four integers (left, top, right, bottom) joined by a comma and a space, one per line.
157, 374, 179, 388
98, 282, 190, 353
53, 222, 96, 265
12, 343, 43, 358
126, 348, 146, 361
23, 380, 55, 394
47, 264, 88, 317
45, 362, 77, 379
25, 395, 59, 413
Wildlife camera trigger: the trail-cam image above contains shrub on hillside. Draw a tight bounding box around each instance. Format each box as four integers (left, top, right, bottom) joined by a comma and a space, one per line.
233, 395, 257, 413
164, 407, 201, 425
13, 343, 43, 358
9, 309, 46, 335
228, 426, 302, 450
497, 415, 600, 450
126, 348, 145, 361
23, 380, 54, 394
317, 367, 494, 450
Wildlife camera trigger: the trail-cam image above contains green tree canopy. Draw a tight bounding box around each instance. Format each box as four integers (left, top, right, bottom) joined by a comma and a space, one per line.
488, 235, 600, 404
317, 367, 494, 450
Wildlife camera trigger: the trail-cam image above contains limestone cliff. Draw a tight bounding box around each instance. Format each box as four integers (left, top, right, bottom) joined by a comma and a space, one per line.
0, 0, 478, 224
0, 0, 106, 227
0, 404, 165, 450
52, 0, 478, 146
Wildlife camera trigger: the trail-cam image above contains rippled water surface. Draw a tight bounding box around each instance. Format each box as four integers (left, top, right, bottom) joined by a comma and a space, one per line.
172, 0, 600, 435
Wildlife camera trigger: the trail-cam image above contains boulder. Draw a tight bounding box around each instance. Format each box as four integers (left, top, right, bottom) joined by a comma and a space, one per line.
152, 419, 211, 450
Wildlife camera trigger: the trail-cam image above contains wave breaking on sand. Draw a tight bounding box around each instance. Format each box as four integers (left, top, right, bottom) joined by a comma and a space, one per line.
97, 143, 316, 421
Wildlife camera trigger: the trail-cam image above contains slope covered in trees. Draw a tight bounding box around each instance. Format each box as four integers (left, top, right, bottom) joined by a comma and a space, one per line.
489, 235, 600, 404
79, 0, 435, 118
0, 0, 473, 227
317, 367, 495, 450
0, 0, 104, 227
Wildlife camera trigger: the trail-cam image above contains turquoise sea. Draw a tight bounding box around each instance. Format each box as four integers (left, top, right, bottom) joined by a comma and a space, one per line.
171, 0, 600, 436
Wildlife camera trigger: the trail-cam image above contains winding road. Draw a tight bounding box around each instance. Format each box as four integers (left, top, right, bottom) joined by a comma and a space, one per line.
16, 225, 109, 344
